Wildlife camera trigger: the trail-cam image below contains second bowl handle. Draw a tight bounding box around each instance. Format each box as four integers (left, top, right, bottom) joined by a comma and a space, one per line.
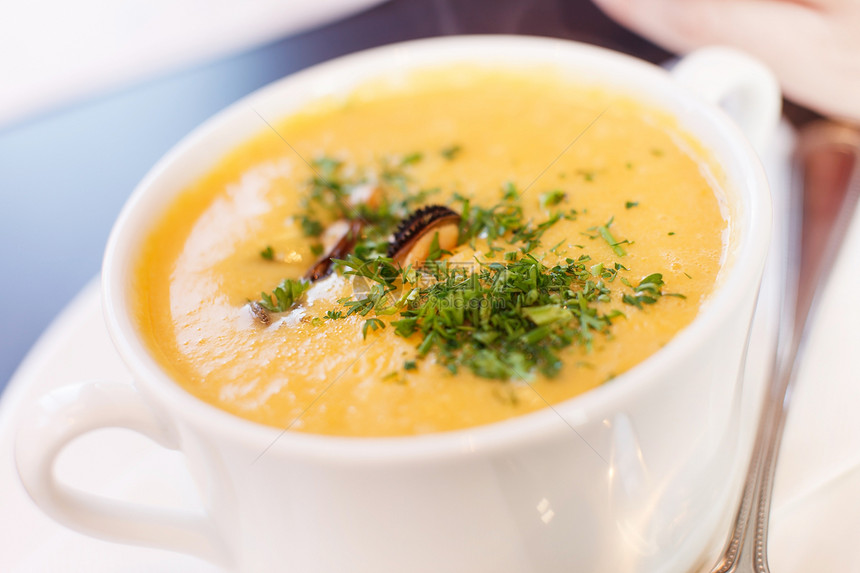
14, 380, 230, 566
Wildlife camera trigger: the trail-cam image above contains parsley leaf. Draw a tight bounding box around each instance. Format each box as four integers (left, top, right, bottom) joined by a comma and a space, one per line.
440, 144, 462, 160
596, 217, 627, 257
540, 190, 567, 209
621, 273, 685, 308
362, 318, 386, 339
259, 278, 311, 313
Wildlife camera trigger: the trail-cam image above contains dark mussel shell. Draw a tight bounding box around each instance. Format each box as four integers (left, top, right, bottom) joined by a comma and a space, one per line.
386, 205, 460, 260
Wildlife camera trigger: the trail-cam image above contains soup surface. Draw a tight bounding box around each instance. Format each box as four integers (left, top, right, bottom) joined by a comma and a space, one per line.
135, 68, 727, 436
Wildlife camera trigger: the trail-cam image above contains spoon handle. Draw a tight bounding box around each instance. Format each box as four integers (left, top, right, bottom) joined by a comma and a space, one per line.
708, 121, 860, 573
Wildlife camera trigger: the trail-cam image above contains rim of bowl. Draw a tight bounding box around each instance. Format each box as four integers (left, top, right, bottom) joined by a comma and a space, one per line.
102, 35, 772, 464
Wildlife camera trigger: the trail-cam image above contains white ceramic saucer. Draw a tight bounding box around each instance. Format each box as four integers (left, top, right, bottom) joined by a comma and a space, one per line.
2, 121, 859, 572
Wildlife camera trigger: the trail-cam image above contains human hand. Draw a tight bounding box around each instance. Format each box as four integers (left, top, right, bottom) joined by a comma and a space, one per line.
591, 0, 860, 121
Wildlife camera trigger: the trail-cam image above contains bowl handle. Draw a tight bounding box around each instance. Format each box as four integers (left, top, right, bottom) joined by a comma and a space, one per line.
671, 46, 781, 153
14, 380, 230, 566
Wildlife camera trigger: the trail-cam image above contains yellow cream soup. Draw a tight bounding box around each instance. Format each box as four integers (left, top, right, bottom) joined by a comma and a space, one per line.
135, 69, 726, 437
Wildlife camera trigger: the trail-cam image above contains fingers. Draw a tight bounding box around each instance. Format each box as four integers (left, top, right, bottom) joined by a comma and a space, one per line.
592, 0, 820, 55
591, 0, 860, 119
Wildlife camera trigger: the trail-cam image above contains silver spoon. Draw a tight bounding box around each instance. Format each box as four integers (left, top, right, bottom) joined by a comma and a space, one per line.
706, 120, 860, 573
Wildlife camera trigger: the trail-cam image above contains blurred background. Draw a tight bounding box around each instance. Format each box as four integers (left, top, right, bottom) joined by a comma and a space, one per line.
0, 0, 815, 393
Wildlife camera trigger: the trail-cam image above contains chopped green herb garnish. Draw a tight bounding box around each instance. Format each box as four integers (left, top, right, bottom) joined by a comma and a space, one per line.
400, 152, 423, 166
440, 144, 462, 160
257, 151, 686, 384
294, 152, 441, 264
501, 181, 519, 201
668, 231, 675, 236
521, 304, 573, 326
454, 191, 525, 247
336, 254, 630, 380
362, 317, 386, 339
621, 273, 685, 309
549, 239, 566, 254
259, 278, 311, 313
299, 215, 324, 237
625, 201, 639, 209
426, 231, 452, 262
540, 190, 566, 209
596, 217, 627, 257
312, 156, 343, 175
260, 245, 275, 260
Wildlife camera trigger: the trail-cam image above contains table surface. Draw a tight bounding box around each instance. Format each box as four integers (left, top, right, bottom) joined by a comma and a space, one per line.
0, 0, 688, 392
